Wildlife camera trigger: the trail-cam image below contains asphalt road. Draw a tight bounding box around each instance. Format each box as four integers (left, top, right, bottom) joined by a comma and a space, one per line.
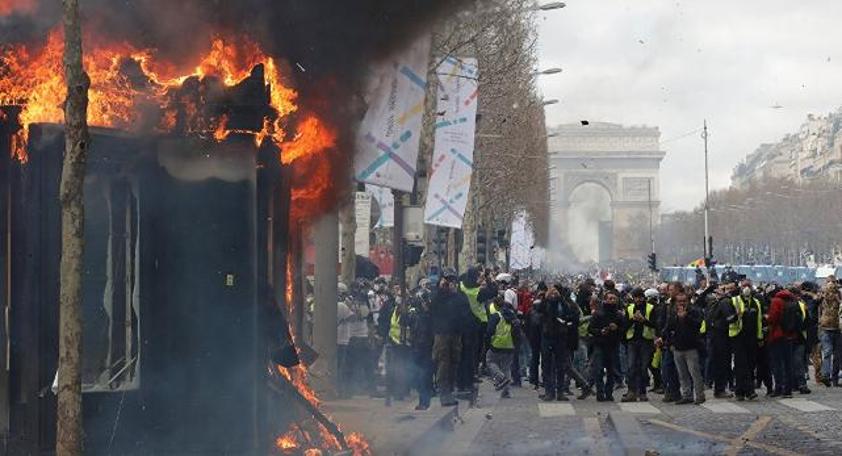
433, 380, 842, 456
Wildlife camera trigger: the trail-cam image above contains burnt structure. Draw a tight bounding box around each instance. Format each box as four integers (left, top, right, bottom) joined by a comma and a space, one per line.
0, 70, 295, 455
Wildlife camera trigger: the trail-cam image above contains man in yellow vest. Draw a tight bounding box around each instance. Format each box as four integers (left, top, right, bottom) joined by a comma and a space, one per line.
485, 296, 521, 398
731, 283, 762, 401
458, 267, 498, 396
621, 288, 657, 402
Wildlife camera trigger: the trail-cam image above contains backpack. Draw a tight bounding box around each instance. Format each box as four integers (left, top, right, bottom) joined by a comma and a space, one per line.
781, 299, 803, 334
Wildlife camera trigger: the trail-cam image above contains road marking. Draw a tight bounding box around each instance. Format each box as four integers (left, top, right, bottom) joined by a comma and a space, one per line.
778, 398, 834, 412
648, 418, 800, 456
724, 416, 772, 456
702, 400, 751, 414
583, 417, 609, 456
537, 403, 575, 417
618, 402, 661, 414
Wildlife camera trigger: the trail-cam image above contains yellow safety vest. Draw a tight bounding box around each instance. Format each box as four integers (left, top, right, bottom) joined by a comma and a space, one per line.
389, 307, 401, 344
461, 283, 488, 323
734, 296, 763, 341
728, 297, 744, 338
490, 308, 514, 349
799, 300, 807, 340
626, 303, 655, 340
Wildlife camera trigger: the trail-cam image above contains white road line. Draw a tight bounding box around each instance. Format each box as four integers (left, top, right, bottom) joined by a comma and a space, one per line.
537, 402, 575, 417
702, 400, 751, 414
583, 417, 610, 456
777, 398, 834, 412
617, 402, 661, 414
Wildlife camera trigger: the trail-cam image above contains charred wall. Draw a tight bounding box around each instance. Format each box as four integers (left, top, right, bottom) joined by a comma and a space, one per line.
1, 125, 286, 455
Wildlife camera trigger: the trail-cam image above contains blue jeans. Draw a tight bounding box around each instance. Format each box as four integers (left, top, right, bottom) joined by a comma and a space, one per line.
793, 343, 807, 389
591, 344, 618, 397
627, 339, 653, 395
820, 330, 841, 383
770, 339, 794, 395
661, 347, 681, 398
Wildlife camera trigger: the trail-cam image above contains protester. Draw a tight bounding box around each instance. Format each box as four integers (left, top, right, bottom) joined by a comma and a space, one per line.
486, 295, 523, 398
818, 281, 842, 387
430, 269, 474, 406
622, 288, 656, 402
663, 291, 706, 404
589, 291, 625, 402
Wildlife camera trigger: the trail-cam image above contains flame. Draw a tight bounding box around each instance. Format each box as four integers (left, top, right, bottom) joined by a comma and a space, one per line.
213, 114, 231, 142
0, 29, 298, 161
280, 114, 336, 165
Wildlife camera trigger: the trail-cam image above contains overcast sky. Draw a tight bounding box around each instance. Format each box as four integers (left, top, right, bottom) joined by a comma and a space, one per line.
536, 0, 842, 212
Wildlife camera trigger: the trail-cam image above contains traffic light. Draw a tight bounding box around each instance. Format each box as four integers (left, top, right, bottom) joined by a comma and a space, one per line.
476, 230, 487, 265
647, 252, 657, 272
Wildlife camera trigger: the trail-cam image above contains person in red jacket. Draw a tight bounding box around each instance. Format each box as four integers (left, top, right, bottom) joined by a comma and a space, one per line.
767, 290, 797, 398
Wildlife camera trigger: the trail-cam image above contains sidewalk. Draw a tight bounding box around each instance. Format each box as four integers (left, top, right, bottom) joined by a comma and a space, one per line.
323, 394, 460, 455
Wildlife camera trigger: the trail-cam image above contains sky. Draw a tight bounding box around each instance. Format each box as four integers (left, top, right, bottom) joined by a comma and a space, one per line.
536, 0, 842, 212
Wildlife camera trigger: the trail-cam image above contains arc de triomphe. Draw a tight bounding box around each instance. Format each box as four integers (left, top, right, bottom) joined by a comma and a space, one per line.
548, 122, 665, 262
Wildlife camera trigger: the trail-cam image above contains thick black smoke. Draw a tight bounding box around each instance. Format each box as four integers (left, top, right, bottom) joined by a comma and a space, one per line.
1, 0, 466, 91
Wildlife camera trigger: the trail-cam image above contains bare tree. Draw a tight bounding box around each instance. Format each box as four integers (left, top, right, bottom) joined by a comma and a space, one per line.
56, 0, 90, 454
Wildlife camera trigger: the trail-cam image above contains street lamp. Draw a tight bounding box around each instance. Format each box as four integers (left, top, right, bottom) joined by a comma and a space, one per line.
542, 99, 559, 106
534, 67, 563, 76
536, 2, 566, 11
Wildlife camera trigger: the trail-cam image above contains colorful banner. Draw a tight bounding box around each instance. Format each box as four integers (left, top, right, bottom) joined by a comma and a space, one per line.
423, 57, 478, 228
366, 184, 394, 228
354, 34, 431, 192
509, 211, 535, 270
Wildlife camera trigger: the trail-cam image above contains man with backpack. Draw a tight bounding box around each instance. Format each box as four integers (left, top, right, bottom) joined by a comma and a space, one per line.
485, 295, 523, 398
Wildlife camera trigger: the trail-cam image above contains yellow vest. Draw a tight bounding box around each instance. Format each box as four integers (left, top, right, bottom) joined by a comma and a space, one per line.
626, 303, 655, 340
734, 296, 763, 341
728, 297, 744, 338
389, 307, 401, 344
461, 283, 488, 323
490, 309, 514, 349
799, 300, 807, 340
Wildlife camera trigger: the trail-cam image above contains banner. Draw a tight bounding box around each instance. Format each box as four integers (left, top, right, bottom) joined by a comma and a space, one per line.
423, 56, 478, 228
354, 192, 372, 257
354, 34, 431, 192
366, 184, 394, 228
509, 212, 535, 270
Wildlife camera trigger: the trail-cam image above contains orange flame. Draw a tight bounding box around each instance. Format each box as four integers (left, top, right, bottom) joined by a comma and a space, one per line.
0, 29, 298, 161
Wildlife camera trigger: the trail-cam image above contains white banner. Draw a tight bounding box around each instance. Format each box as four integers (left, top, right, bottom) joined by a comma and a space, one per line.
354, 34, 431, 192
354, 192, 372, 257
366, 184, 394, 228
509, 212, 535, 270
423, 57, 478, 228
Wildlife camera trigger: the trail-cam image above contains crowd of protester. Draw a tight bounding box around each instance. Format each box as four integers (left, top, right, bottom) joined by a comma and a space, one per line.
330, 265, 842, 410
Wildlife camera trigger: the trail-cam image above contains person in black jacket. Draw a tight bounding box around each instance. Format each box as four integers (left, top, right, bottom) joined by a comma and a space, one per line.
588, 291, 626, 401
430, 270, 474, 406
406, 288, 434, 410
536, 284, 589, 401
526, 282, 549, 388
664, 291, 706, 404
707, 282, 739, 398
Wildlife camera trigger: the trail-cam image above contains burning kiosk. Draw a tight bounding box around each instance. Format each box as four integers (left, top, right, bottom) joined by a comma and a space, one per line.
0, 55, 354, 454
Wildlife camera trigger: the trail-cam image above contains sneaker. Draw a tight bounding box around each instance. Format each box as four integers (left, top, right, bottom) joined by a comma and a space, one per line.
638, 394, 649, 402
714, 392, 734, 399
620, 394, 637, 403
501, 390, 511, 399
494, 378, 511, 391
577, 388, 593, 400
556, 394, 569, 401
675, 398, 693, 405
799, 387, 812, 394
